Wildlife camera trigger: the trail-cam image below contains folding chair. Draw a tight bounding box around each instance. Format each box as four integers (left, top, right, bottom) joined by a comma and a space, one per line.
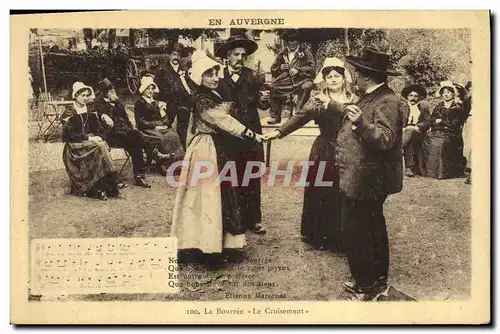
37, 101, 74, 142
109, 147, 132, 178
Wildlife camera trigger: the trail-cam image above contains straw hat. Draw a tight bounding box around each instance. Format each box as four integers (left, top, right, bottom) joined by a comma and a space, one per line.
189, 50, 221, 86
138, 76, 160, 95
72, 82, 95, 100
313, 57, 352, 85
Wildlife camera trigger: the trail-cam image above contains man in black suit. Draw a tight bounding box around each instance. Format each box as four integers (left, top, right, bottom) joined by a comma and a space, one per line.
335, 46, 404, 301
95, 78, 168, 188
215, 34, 270, 234
155, 42, 195, 150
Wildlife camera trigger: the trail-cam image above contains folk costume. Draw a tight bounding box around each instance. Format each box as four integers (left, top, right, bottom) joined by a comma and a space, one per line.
171, 51, 261, 255
337, 46, 404, 300
133, 76, 185, 174
422, 81, 467, 179
400, 84, 431, 176
277, 58, 357, 251
215, 34, 269, 234
155, 43, 196, 150
268, 30, 315, 123
62, 82, 120, 200
94, 78, 151, 187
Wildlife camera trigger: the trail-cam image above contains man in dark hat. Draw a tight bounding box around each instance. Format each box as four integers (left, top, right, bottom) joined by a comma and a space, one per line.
95, 78, 168, 188
330, 45, 404, 300
155, 42, 196, 150
400, 84, 431, 177
267, 29, 315, 124
215, 33, 270, 235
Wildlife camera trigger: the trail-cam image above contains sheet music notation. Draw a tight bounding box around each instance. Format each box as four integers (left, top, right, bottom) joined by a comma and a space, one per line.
30, 237, 178, 295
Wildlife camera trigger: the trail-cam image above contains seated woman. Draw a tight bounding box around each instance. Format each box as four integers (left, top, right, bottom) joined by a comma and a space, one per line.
422, 81, 467, 179
171, 51, 263, 265
264, 57, 357, 251
133, 76, 185, 175
62, 82, 123, 201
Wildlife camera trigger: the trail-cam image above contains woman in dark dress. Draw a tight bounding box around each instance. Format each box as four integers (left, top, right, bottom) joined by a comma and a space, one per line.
134, 76, 185, 175
265, 58, 357, 251
422, 81, 467, 179
62, 82, 121, 201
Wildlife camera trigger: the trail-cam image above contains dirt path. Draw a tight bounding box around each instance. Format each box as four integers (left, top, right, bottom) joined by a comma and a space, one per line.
28, 136, 471, 301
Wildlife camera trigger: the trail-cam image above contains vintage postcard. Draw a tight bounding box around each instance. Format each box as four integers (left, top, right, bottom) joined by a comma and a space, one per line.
11, 10, 490, 324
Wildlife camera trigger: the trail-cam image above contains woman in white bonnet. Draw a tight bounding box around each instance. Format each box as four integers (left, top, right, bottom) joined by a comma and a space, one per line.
171, 50, 263, 266
264, 57, 358, 252
62, 82, 123, 201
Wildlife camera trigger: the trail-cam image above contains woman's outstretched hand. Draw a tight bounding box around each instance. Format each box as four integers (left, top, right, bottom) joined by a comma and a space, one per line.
262, 130, 281, 142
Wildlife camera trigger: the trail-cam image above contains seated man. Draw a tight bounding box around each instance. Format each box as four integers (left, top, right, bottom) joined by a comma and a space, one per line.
267, 29, 315, 124
94, 78, 169, 188
400, 84, 431, 177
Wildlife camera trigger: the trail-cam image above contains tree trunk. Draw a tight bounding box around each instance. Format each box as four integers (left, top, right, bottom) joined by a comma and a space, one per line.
344, 28, 350, 56
129, 29, 136, 48
108, 29, 116, 49
83, 28, 93, 50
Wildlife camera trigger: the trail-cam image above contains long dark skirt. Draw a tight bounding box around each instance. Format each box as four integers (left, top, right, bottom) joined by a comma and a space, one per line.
422, 131, 466, 179
215, 134, 264, 230
62, 140, 118, 196
301, 137, 343, 251
140, 128, 185, 162
213, 135, 247, 235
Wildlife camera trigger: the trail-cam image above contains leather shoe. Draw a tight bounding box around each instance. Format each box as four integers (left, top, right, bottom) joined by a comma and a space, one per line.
343, 279, 360, 294
405, 168, 415, 177
252, 224, 267, 234
135, 178, 151, 188
117, 182, 128, 189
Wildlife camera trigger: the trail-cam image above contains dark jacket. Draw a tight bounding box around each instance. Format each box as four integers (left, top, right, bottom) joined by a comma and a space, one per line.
134, 97, 169, 131
278, 90, 355, 140
62, 104, 104, 143
155, 61, 195, 112
401, 101, 431, 133
270, 45, 315, 97
270, 46, 315, 82
94, 97, 133, 136
334, 84, 404, 199
217, 66, 268, 161
428, 100, 466, 136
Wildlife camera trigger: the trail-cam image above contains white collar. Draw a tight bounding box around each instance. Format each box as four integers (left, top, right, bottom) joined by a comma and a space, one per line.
408, 101, 420, 108
365, 83, 385, 95
287, 46, 299, 55
142, 95, 155, 104
227, 65, 241, 74
73, 102, 87, 114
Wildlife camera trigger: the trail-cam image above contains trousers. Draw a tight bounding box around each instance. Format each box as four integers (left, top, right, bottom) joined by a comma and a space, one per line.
342, 194, 389, 288
107, 129, 146, 179
270, 81, 314, 121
